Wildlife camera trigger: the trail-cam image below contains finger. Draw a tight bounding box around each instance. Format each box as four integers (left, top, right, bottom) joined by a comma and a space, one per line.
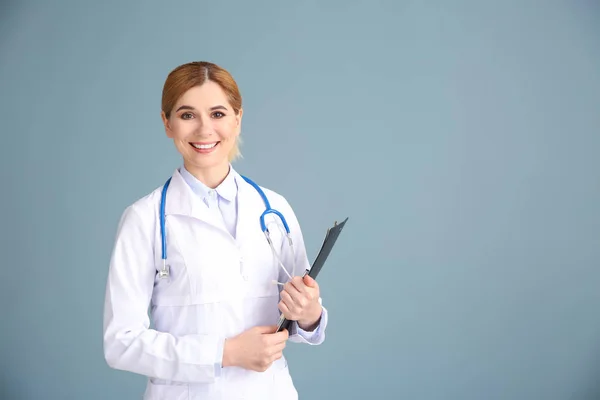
303, 275, 318, 288
280, 289, 299, 312
267, 339, 286, 353
275, 329, 289, 342
284, 281, 303, 300
288, 288, 311, 310
256, 325, 278, 334
270, 339, 287, 353
283, 284, 309, 308
278, 300, 294, 320
285, 290, 308, 313
278, 335, 288, 345
265, 329, 289, 348
289, 276, 308, 293
302, 287, 319, 303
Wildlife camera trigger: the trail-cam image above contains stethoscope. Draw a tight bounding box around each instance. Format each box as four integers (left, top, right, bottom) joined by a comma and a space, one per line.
158, 175, 297, 285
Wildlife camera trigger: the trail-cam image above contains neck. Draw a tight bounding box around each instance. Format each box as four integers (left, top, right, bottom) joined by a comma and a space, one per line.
183, 161, 231, 189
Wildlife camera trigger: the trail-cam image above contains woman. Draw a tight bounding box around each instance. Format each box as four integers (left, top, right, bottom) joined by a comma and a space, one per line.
103, 61, 328, 399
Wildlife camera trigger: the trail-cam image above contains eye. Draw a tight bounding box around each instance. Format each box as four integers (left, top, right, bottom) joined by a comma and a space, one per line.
181, 112, 194, 120
212, 111, 225, 119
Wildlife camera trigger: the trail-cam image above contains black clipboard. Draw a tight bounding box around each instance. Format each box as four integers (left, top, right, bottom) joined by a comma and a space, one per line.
275, 217, 349, 333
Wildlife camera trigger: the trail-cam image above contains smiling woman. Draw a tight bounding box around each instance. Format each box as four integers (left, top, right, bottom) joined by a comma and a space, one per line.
160, 62, 244, 188
102, 61, 328, 400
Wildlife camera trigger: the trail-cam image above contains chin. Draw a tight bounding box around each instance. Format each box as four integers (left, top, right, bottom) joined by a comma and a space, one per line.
186, 154, 229, 170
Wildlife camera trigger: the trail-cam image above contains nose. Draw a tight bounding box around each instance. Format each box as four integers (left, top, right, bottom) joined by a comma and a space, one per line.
194, 117, 214, 136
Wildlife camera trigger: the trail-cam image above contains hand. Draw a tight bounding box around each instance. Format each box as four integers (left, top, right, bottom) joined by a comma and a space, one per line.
222, 325, 288, 372
278, 275, 323, 331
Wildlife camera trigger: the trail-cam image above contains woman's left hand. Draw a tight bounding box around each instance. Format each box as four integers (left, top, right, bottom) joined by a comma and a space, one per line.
278, 275, 323, 331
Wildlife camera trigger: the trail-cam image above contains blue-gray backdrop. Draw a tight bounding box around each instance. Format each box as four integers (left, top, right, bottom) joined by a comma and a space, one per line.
1, 1, 599, 399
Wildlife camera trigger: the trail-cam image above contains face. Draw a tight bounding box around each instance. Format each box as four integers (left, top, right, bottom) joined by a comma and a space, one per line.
161, 80, 242, 174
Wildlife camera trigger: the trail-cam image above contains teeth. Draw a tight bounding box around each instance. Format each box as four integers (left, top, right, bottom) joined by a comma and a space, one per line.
192, 143, 217, 149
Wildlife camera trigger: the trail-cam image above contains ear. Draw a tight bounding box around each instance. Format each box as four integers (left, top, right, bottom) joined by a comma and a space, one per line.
234, 108, 243, 136
161, 111, 173, 138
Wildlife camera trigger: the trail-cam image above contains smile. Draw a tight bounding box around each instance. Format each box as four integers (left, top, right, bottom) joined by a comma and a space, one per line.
190, 142, 220, 153
191, 142, 218, 149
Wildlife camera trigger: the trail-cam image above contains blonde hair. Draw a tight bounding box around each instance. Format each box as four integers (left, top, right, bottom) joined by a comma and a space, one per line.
161, 61, 243, 161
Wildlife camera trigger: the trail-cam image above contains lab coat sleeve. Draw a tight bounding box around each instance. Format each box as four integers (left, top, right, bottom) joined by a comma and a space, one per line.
103, 204, 225, 383
288, 306, 328, 345
278, 197, 328, 345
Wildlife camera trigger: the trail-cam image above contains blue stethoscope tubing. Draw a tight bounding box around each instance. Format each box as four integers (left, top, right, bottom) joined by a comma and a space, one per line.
158, 175, 296, 280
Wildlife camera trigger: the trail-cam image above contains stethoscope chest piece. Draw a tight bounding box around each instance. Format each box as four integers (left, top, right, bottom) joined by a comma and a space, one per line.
159, 261, 170, 279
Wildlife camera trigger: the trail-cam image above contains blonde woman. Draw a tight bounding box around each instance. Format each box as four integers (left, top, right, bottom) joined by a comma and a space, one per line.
102, 61, 327, 400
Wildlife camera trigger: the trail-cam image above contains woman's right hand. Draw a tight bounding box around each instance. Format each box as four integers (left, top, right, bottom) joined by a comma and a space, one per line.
222, 325, 289, 372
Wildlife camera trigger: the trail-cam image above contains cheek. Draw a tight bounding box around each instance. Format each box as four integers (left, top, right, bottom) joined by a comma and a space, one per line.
170, 121, 195, 138
217, 123, 239, 140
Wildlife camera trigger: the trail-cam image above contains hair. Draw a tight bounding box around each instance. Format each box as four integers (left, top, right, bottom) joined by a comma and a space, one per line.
161, 61, 243, 161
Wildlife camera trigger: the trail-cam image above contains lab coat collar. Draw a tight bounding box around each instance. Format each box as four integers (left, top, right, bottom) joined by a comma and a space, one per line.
218, 166, 238, 202
163, 169, 221, 229
163, 166, 250, 234
179, 164, 238, 203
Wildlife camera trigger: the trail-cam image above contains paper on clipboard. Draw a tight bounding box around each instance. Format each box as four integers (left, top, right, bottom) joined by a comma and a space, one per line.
276, 217, 349, 332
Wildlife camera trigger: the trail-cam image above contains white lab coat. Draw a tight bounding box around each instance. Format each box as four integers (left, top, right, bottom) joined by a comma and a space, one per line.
103, 168, 328, 400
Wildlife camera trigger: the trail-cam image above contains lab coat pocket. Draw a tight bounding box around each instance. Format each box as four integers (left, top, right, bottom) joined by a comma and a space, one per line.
243, 274, 282, 327
151, 253, 224, 337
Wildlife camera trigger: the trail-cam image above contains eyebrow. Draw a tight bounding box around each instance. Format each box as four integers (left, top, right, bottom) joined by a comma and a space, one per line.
176, 105, 229, 112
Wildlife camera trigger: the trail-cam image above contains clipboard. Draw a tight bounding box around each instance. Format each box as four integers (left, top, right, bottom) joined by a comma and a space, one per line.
275, 217, 349, 333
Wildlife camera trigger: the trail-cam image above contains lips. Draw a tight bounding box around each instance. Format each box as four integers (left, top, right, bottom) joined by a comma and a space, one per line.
191, 142, 218, 150
189, 141, 220, 153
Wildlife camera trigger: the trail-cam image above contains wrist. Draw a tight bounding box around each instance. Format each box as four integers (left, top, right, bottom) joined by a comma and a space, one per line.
298, 305, 323, 331
222, 337, 238, 367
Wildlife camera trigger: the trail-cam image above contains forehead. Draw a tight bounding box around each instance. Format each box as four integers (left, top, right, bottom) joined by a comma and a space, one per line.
176, 81, 230, 108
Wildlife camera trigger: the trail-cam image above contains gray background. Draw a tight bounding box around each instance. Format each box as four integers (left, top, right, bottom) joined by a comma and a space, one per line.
1, 1, 599, 399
